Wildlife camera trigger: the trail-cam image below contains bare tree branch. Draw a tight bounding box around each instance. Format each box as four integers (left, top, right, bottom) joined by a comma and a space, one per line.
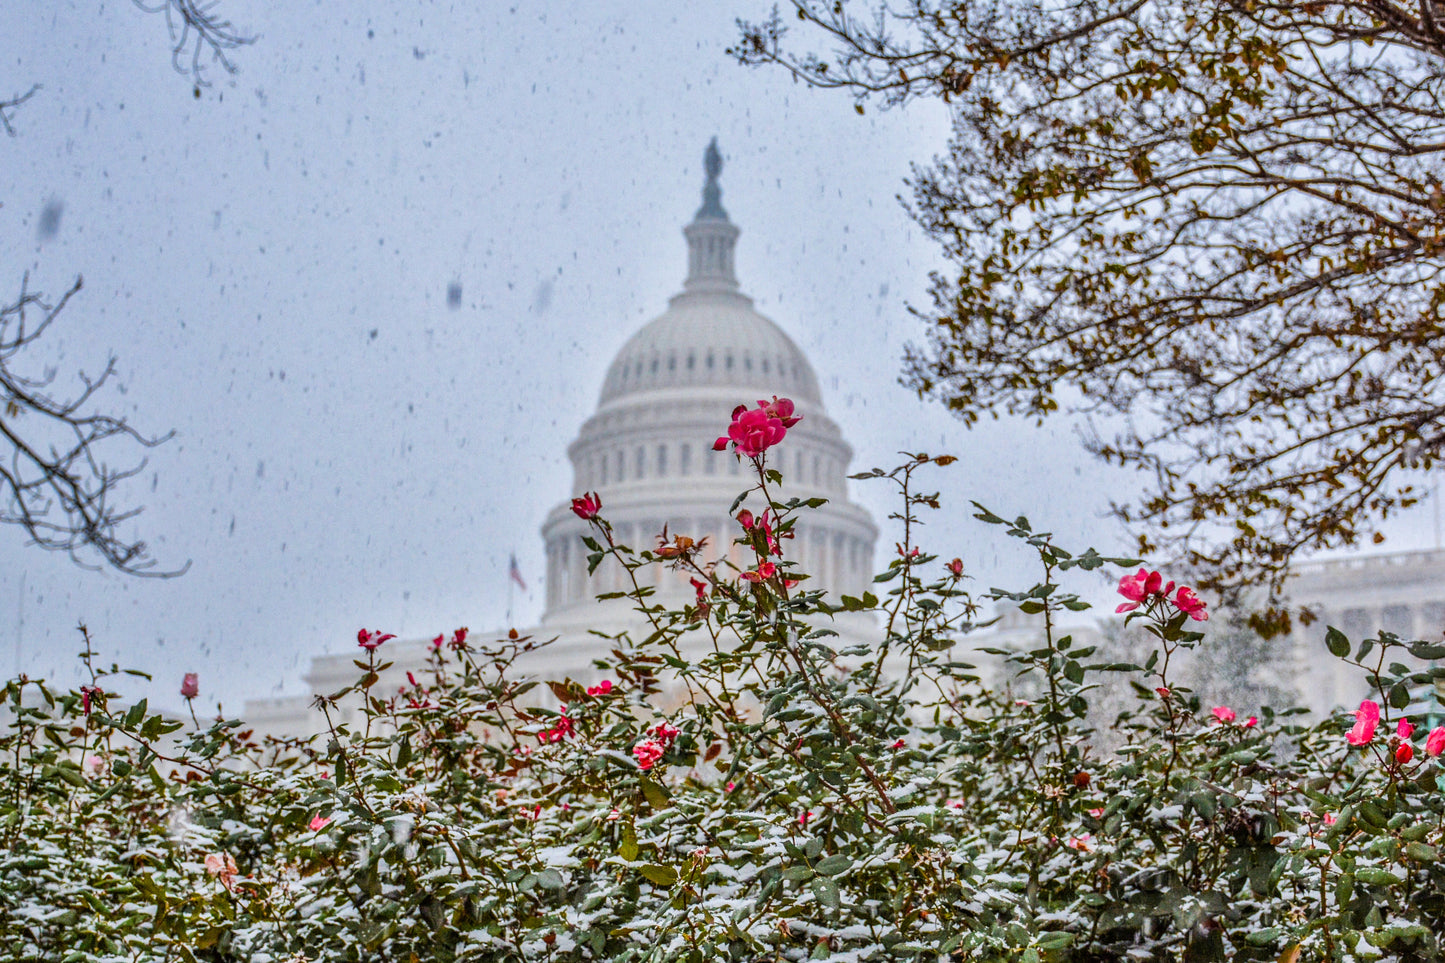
131, 0, 254, 88
0, 275, 187, 577
0, 85, 39, 137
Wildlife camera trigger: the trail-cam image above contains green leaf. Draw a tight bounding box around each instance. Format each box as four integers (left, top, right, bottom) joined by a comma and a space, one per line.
1325, 626, 1350, 658
1389, 681, 1410, 710
1406, 841, 1438, 862
813, 854, 852, 877
970, 503, 1007, 525
637, 863, 677, 887
124, 699, 148, 729
640, 778, 671, 811
1409, 640, 1445, 661
811, 876, 841, 909
619, 824, 638, 862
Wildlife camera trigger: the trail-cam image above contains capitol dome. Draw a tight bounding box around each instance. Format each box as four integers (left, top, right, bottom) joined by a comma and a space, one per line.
539, 141, 878, 629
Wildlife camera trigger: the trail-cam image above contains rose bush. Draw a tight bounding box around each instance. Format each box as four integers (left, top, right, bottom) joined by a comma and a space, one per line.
4, 400, 1445, 961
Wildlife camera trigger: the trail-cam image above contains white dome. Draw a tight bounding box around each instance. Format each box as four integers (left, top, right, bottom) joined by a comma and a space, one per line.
599, 291, 823, 407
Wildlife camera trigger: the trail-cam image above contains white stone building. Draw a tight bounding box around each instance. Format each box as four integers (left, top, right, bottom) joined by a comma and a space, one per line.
245, 142, 879, 735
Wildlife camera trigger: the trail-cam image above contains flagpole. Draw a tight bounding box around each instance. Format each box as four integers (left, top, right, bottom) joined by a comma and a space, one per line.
507, 553, 514, 626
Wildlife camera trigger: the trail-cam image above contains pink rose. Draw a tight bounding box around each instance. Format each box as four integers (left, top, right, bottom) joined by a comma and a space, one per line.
633, 740, 664, 771
308, 814, 332, 832
757, 395, 801, 428
1212, 706, 1236, 724
570, 492, 602, 520
714, 399, 799, 459
540, 714, 575, 743
740, 561, 777, 583
1347, 700, 1380, 746
180, 672, 199, 700
586, 679, 614, 697
1397, 718, 1415, 740
1396, 743, 1415, 764
1173, 586, 1208, 621
1117, 568, 1152, 605
946, 557, 964, 578
1244, 716, 1257, 728
1427, 726, 1445, 757
357, 629, 394, 652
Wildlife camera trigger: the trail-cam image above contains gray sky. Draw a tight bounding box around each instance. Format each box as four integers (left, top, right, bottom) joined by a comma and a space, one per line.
8, 1, 1412, 713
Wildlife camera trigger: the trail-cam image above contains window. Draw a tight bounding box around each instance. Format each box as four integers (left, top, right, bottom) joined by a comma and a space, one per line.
636, 447, 646, 478
1424, 602, 1445, 640
680, 444, 691, 476
657, 444, 667, 476
1384, 605, 1413, 638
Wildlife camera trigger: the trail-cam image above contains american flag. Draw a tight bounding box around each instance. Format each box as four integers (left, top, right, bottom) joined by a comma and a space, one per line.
509, 553, 527, 591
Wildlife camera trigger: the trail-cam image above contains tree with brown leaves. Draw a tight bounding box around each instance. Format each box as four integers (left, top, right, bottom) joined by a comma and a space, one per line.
737, 1, 1445, 632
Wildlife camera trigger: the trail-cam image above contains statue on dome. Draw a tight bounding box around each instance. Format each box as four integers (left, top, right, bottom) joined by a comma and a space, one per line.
697, 137, 728, 220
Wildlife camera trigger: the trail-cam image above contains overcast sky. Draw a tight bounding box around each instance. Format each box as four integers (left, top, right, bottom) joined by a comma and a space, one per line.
4, 2, 1431, 714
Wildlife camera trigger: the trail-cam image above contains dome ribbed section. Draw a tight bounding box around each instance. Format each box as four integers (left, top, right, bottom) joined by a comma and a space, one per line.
598, 292, 823, 407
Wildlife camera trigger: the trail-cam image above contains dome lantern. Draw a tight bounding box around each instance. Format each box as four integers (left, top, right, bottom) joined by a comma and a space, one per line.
683, 137, 741, 295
